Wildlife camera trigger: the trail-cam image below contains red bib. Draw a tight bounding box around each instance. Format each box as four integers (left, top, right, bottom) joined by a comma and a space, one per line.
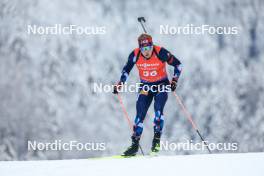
135, 46, 167, 82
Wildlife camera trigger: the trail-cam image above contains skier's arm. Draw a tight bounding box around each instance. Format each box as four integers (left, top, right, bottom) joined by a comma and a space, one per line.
158, 47, 182, 80
119, 51, 136, 83
113, 51, 136, 94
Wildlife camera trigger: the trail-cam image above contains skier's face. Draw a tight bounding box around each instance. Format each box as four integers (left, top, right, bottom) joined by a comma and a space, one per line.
140, 45, 153, 59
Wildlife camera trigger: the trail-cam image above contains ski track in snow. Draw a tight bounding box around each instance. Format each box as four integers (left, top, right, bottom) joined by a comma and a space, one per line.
0, 153, 262, 176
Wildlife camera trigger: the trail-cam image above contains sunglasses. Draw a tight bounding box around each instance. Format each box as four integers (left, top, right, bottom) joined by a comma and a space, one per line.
140, 46, 153, 52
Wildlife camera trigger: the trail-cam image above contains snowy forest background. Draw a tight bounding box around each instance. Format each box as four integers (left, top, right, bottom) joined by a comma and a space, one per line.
0, 0, 264, 160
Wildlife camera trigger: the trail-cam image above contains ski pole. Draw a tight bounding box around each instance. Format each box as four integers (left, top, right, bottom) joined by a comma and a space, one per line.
137, 17, 211, 153
116, 94, 145, 156
137, 17, 147, 33
173, 92, 212, 154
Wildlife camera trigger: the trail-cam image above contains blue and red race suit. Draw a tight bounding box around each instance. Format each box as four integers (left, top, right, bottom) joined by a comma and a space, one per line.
119, 45, 182, 138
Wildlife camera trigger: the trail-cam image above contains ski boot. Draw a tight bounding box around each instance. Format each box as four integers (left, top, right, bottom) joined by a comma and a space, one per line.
150, 132, 161, 154
122, 136, 139, 157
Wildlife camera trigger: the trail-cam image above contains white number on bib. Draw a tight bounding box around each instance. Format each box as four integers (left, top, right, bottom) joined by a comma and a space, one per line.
143, 70, 157, 77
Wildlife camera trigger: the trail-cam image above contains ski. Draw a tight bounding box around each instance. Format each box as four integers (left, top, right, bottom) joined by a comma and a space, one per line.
89, 153, 159, 160
90, 155, 144, 160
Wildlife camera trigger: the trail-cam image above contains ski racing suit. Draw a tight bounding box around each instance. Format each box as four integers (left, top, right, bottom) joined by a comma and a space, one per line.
119, 45, 182, 139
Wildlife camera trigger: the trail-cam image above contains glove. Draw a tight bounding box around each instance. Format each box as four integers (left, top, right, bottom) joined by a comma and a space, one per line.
170, 77, 178, 91
113, 81, 122, 94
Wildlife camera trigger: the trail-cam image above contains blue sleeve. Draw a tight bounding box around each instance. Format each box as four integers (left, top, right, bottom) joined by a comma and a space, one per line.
120, 51, 136, 83
158, 47, 182, 79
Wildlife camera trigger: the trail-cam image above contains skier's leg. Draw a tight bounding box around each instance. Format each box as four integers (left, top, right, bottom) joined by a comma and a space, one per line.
153, 92, 168, 135
122, 91, 153, 156
133, 91, 153, 139
151, 91, 168, 153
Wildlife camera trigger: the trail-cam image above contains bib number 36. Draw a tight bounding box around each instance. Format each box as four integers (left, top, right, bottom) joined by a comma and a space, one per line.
143, 70, 157, 77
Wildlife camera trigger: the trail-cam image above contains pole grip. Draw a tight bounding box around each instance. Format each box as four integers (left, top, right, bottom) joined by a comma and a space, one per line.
138, 17, 147, 33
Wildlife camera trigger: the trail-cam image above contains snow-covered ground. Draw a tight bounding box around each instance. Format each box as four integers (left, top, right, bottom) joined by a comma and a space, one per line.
0, 152, 263, 176
1, 0, 264, 160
